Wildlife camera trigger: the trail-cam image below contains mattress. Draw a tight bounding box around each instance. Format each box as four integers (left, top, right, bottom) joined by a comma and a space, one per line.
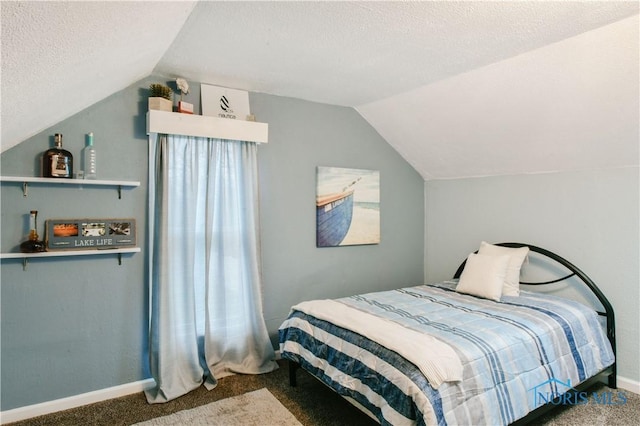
279, 281, 615, 426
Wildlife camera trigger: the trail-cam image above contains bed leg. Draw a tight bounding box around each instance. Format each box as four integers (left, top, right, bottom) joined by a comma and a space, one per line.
289, 360, 299, 387
608, 371, 617, 389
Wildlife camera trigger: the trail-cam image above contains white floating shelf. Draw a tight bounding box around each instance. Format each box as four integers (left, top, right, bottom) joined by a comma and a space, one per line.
0, 176, 140, 187
1, 247, 141, 270
0, 247, 141, 259
147, 110, 268, 144
0, 176, 140, 198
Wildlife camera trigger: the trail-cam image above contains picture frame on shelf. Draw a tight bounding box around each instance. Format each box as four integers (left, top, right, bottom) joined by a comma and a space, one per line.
45, 218, 136, 251
201, 84, 250, 120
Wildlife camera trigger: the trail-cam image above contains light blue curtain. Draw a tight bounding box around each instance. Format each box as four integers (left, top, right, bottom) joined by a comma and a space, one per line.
145, 134, 277, 403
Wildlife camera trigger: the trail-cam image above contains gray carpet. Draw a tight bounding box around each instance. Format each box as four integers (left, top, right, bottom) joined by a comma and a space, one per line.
7, 361, 639, 425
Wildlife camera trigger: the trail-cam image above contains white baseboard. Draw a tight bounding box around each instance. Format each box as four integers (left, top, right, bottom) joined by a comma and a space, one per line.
618, 375, 640, 395
0, 378, 155, 424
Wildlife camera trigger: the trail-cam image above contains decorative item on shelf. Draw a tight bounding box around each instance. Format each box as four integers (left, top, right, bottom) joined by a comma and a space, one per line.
201, 83, 250, 120
46, 218, 137, 251
148, 83, 173, 112
176, 77, 194, 114
82, 132, 97, 179
42, 133, 73, 178
20, 210, 46, 253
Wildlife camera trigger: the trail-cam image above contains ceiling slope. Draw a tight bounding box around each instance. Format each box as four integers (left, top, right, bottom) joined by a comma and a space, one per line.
1, 1, 196, 152
357, 14, 639, 180
156, 1, 638, 107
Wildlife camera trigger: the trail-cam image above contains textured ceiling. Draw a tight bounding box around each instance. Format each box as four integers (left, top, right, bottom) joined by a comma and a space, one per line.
1, 1, 197, 152
157, 1, 638, 106
2, 1, 638, 179
358, 14, 639, 179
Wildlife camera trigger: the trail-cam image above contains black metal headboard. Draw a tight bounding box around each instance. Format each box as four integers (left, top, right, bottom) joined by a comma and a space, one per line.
453, 242, 616, 388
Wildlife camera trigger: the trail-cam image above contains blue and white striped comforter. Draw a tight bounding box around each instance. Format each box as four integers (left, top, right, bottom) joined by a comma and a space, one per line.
279, 282, 614, 426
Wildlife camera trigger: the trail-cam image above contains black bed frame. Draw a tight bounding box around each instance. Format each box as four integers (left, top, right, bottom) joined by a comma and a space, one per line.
454, 243, 617, 424
288, 242, 617, 425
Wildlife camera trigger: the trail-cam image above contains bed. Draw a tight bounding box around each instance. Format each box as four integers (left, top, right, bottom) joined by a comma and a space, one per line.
279, 243, 616, 425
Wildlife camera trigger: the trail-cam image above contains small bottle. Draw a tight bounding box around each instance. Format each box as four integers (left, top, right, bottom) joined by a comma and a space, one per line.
43, 133, 73, 178
83, 132, 97, 180
20, 210, 46, 253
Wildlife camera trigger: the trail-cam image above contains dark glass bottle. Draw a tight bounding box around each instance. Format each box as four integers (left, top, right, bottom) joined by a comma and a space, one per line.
43, 133, 73, 178
20, 210, 46, 253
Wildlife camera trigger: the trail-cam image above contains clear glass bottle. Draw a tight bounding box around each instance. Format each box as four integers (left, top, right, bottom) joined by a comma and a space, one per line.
83, 132, 97, 179
20, 210, 46, 253
43, 133, 73, 178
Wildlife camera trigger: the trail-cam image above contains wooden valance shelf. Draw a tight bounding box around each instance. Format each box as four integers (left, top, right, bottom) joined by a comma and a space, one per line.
146, 110, 269, 144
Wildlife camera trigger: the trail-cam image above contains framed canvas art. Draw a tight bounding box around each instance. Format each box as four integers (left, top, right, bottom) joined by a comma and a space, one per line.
316, 166, 380, 247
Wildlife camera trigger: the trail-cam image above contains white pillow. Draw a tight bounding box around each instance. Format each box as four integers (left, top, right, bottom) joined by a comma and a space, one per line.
478, 241, 529, 297
456, 253, 510, 302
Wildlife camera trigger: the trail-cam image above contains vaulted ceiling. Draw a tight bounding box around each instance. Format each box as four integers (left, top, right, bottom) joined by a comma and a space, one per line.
2, 1, 638, 179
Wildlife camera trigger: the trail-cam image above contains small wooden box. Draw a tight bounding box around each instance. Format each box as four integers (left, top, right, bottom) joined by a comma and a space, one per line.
148, 97, 173, 112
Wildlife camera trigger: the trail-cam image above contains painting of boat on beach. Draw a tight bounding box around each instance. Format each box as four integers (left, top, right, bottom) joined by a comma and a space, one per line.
316, 166, 380, 247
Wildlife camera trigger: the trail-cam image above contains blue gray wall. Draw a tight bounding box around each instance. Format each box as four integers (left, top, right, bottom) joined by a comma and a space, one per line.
1, 77, 150, 411
0, 76, 425, 410
424, 167, 640, 385
250, 93, 425, 336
